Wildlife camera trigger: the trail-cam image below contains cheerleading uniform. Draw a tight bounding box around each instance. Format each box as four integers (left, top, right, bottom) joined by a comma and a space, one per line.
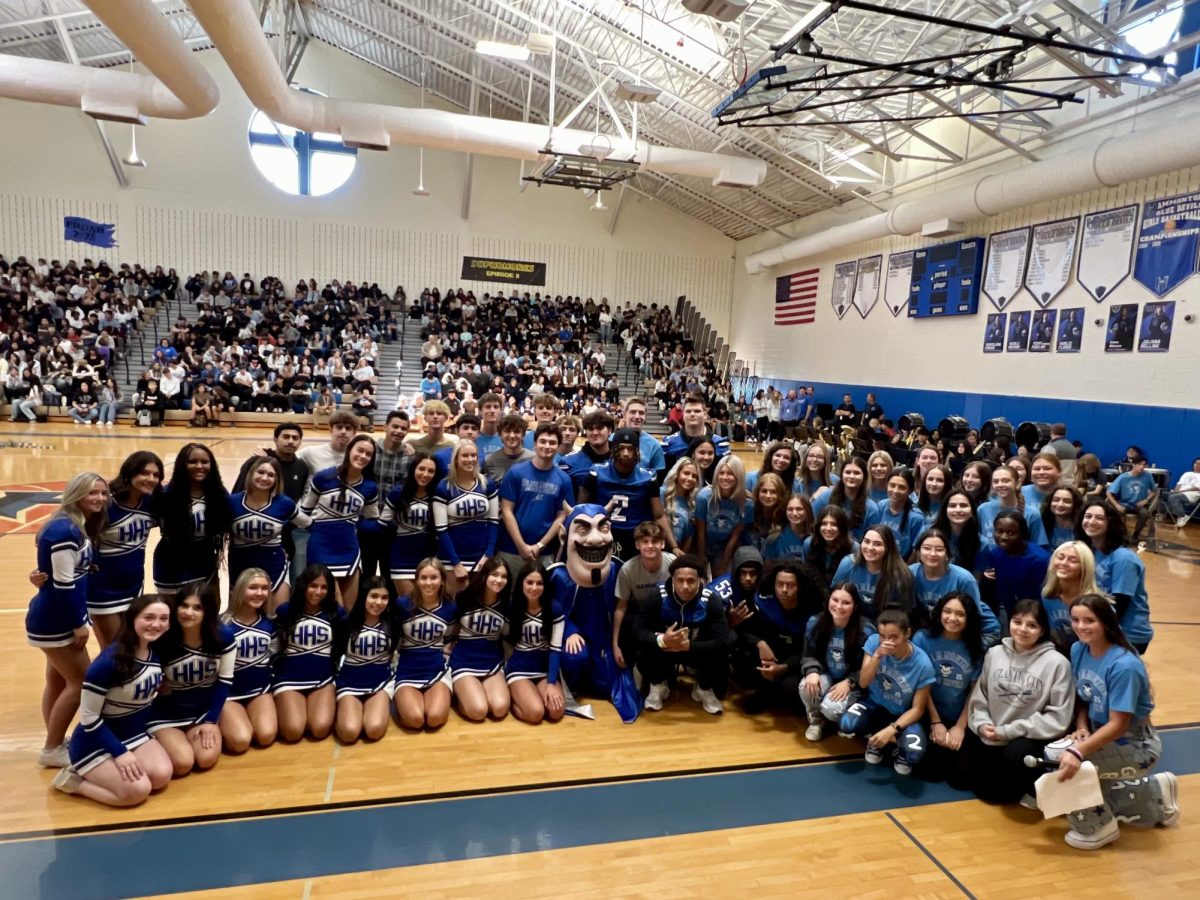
229, 492, 312, 591
25, 518, 92, 648
391, 598, 457, 691
88, 495, 156, 616
301, 468, 380, 577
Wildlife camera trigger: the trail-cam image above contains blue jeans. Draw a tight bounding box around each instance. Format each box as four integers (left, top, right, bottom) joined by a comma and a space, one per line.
70, 408, 99, 424
97, 402, 117, 424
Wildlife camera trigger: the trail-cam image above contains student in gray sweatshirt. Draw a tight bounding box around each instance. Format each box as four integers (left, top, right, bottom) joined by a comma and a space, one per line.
963, 598, 1074, 804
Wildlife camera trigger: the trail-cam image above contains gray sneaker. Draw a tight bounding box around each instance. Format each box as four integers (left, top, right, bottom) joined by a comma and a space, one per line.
38, 743, 70, 768
51, 766, 82, 795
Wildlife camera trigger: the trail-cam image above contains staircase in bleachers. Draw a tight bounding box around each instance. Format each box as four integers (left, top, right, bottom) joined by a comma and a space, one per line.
376, 315, 423, 412
605, 331, 670, 440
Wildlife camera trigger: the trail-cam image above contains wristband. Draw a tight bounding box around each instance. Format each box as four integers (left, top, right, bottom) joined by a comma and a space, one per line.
656, 633, 666, 649
1065, 746, 1085, 762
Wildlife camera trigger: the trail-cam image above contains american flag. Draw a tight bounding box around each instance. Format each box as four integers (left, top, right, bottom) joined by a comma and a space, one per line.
775, 268, 819, 325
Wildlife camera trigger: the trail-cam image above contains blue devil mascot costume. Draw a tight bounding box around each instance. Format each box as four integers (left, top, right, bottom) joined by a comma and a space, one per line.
547, 504, 642, 722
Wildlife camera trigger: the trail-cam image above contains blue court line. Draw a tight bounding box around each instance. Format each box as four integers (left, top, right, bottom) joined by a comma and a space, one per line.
7, 726, 1198, 900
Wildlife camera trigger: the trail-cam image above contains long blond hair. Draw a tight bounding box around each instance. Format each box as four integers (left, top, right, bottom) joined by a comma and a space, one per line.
225, 567, 271, 620
1042, 540, 1100, 600
37, 471, 107, 543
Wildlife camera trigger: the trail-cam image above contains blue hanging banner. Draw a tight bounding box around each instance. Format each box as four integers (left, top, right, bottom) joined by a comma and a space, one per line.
1133, 192, 1200, 297
63, 216, 117, 249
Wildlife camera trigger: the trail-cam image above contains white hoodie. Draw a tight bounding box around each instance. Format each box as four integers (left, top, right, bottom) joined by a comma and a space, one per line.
967, 638, 1074, 745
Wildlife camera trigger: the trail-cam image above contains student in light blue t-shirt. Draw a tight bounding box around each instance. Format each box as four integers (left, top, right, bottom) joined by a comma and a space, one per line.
908, 529, 999, 644
912, 592, 985, 785
1056, 594, 1177, 851
1079, 500, 1153, 652
838, 607, 935, 776
977, 464, 1048, 547
695, 455, 753, 578
1105, 455, 1158, 542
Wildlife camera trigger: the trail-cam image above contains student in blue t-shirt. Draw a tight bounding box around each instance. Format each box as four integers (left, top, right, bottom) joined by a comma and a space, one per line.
839, 607, 935, 776
1105, 454, 1158, 542
977, 465, 1048, 546
1078, 500, 1153, 652
912, 592, 985, 785
908, 529, 999, 644
817, 457, 881, 541
498, 423, 574, 573
418, 371, 442, 401
1055, 595, 1177, 851
977, 511, 1050, 627
695, 455, 752, 577
876, 468, 924, 559
1040, 540, 1100, 648
580, 428, 673, 562
561, 411, 613, 496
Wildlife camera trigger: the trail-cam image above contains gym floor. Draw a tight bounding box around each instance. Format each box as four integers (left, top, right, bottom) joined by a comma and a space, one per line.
0, 424, 1196, 899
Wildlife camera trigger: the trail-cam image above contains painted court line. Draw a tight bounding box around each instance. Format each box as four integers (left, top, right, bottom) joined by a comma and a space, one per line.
3, 726, 1196, 900
886, 811, 976, 899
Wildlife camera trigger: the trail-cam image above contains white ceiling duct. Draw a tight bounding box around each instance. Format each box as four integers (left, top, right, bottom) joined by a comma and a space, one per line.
185, 0, 765, 189
0, 0, 217, 122
745, 112, 1200, 274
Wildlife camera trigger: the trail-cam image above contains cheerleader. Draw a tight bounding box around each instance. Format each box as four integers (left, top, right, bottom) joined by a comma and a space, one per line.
230, 457, 312, 612
449, 558, 512, 722
274, 564, 344, 741
392, 558, 457, 730
1040, 541, 1099, 647
800, 582, 875, 741
866, 450, 895, 505
1078, 500, 1153, 653
51, 594, 173, 806
1041, 485, 1084, 551
1056, 595, 1179, 850
26, 472, 108, 768
815, 457, 880, 540
302, 435, 379, 610
153, 443, 232, 598
433, 441, 499, 595
381, 452, 438, 598
877, 468, 924, 558
803, 506, 857, 585
765, 494, 813, 561
146, 580, 236, 777
908, 529, 1000, 641
505, 562, 566, 724
660, 457, 701, 554
89, 452, 162, 647
831, 525, 913, 621
916, 464, 952, 527
219, 568, 278, 752
912, 592, 985, 784
334, 577, 399, 743
931, 490, 983, 572
695, 454, 752, 578
978, 465, 1047, 546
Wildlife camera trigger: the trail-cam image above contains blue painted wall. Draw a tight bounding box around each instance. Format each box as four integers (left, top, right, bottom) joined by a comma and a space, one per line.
750, 378, 1197, 482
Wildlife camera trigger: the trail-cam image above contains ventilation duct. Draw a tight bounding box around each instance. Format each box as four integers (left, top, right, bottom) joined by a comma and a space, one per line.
745, 112, 1200, 273
185, 0, 765, 188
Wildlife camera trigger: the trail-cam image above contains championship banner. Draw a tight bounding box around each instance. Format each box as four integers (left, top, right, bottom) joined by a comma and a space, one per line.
1030, 309, 1057, 352
1077, 204, 1137, 302
852, 255, 882, 318
1138, 301, 1175, 352
1133, 192, 1200, 297
831, 260, 857, 320
1056, 308, 1084, 353
1105, 303, 1138, 352
884, 250, 914, 317
983, 312, 1006, 353
1006, 310, 1031, 352
983, 226, 1031, 310
1024, 217, 1079, 308
460, 255, 547, 286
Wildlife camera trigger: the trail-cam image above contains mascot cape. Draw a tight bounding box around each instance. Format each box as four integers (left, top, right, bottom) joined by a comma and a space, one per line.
549, 503, 642, 723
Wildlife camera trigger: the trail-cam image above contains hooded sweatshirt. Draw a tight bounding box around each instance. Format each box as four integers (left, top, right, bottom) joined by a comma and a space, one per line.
967, 637, 1074, 745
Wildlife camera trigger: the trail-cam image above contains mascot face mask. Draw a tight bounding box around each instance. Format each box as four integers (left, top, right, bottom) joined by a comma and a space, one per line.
562, 503, 615, 587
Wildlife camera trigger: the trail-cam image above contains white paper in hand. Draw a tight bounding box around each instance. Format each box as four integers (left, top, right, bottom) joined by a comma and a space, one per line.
1034, 761, 1104, 819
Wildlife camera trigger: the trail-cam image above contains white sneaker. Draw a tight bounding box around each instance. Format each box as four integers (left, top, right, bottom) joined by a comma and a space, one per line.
893, 753, 912, 776
691, 684, 722, 715
1155, 772, 1180, 826
805, 722, 824, 742
51, 766, 82, 795
1177, 516, 1190, 529
38, 743, 69, 768
644, 682, 669, 711
864, 745, 883, 765
1065, 817, 1119, 850
1019, 794, 1039, 811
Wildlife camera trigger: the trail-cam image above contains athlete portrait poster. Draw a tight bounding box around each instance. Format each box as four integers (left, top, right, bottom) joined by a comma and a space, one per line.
1006, 310, 1031, 352
1029, 309, 1057, 353
983, 312, 1006, 353
1138, 301, 1175, 352
1106, 303, 1138, 352
1056, 307, 1084, 353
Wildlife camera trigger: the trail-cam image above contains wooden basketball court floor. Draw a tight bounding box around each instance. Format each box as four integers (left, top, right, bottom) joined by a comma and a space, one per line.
1, 423, 1197, 899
